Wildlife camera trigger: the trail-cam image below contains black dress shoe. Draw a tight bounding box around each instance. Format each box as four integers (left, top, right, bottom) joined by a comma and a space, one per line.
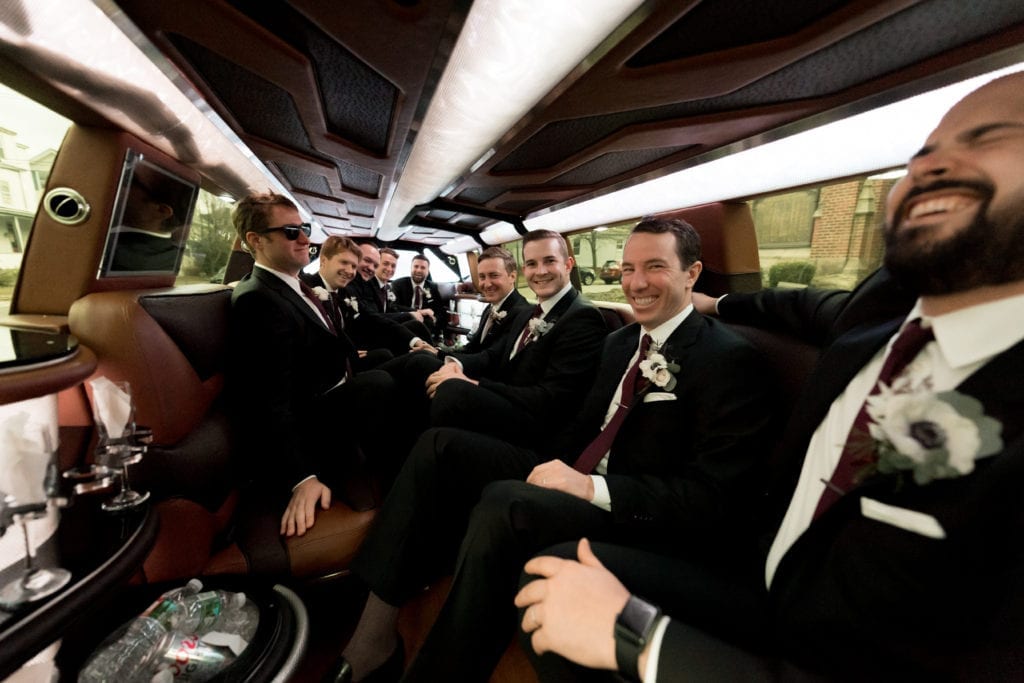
323, 639, 404, 683
323, 656, 352, 683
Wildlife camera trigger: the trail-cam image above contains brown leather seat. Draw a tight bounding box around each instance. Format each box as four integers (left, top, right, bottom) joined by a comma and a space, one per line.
68, 285, 376, 582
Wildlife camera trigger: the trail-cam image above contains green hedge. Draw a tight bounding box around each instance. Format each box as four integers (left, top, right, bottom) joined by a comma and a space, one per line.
767, 260, 816, 288
0, 269, 18, 287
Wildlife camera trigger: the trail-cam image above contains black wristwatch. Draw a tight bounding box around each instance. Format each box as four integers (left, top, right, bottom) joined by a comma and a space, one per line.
614, 595, 662, 682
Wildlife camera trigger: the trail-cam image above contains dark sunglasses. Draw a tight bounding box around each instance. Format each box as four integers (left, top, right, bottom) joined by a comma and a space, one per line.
257, 223, 311, 240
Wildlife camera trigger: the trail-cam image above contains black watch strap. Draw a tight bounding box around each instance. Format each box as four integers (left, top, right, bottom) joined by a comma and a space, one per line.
614, 595, 662, 682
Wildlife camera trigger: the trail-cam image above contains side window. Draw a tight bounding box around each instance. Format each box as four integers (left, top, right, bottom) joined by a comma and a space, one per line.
177, 190, 236, 284
0, 84, 71, 316
752, 172, 897, 291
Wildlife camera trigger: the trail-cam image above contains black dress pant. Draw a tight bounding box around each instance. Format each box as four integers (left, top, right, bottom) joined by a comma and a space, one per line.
351, 428, 545, 606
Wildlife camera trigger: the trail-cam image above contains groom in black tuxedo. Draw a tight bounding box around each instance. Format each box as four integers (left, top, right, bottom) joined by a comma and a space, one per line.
390, 253, 447, 340
516, 72, 1024, 681
329, 219, 774, 682
226, 194, 394, 538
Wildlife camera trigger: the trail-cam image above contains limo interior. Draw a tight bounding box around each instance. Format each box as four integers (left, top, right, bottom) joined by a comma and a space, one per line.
2, 0, 1024, 679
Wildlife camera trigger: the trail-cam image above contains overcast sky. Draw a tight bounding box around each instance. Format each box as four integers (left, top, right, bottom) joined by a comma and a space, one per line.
0, 83, 70, 157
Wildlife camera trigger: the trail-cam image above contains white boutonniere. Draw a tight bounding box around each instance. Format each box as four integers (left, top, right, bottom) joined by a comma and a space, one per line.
528, 317, 553, 341
311, 286, 330, 301
857, 380, 1003, 486
639, 344, 680, 392
343, 296, 359, 313
387, 286, 396, 302
423, 288, 433, 302
490, 309, 508, 324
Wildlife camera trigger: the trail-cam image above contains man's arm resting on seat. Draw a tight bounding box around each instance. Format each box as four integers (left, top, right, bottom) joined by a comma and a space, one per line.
281, 476, 332, 537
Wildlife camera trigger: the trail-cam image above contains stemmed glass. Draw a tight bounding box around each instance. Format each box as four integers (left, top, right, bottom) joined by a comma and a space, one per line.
0, 435, 72, 609
91, 381, 150, 512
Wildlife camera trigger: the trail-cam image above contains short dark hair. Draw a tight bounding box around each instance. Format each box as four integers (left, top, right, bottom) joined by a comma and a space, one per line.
379, 247, 399, 260
631, 217, 701, 268
321, 235, 360, 261
233, 192, 296, 253
478, 246, 517, 274
411, 254, 430, 265
522, 229, 569, 260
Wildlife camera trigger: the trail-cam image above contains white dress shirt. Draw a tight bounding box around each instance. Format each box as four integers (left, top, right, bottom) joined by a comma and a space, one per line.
765, 293, 1024, 586
589, 305, 694, 510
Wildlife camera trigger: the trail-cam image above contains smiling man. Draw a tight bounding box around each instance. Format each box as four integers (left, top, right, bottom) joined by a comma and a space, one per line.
416, 246, 530, 356
515, 73, 1024, 682
329, 220, 775, 682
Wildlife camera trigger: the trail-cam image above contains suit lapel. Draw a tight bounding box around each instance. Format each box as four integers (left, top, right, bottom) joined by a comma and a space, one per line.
254, 267, 333, 334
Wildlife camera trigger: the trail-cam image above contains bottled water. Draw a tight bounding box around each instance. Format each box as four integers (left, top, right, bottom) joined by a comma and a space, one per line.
77, 580, 260, 682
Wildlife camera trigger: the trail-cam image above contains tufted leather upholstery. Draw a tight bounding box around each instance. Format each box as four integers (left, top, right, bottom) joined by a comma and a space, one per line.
68, 285, 377, 581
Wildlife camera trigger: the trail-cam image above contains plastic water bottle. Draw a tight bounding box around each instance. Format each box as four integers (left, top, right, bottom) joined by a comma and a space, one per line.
78, 616, 168, 682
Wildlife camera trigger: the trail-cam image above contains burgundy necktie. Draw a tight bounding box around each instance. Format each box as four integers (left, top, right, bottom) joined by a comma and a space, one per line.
514, 305, 544, 353
814, 319, 935, 518
328, 291, 344, 330
573, 334, 653, 474
299, 281, 337, 334
378, 284, 387, 310
414, 285, 423, 309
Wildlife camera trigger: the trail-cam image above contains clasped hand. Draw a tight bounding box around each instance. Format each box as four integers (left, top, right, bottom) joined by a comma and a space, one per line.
425, 362, 476, 397
515, 538, 630, 671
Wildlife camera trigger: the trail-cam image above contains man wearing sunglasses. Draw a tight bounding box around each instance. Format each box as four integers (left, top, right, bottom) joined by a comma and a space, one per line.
227, 193, 395, 537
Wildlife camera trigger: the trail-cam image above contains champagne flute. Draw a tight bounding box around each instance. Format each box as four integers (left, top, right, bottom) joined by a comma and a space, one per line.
93, 381, 150, 512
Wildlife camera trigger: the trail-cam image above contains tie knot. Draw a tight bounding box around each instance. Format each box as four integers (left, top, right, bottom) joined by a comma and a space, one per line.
893, 318, 934, 353
531, 304, 543, 319
639, 333, 653, 357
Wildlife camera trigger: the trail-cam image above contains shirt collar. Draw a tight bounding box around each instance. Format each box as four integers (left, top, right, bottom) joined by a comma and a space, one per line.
641, 304, 694, 350
255, 262, 303, 297
375, 276, 388, 288
538, 283, 574, 315
908, 293, 1024, 369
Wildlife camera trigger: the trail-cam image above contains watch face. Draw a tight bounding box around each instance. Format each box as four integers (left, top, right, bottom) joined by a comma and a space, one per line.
617, 595, 661, 643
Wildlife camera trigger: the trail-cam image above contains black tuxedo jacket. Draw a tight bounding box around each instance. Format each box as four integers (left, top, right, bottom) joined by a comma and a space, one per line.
391, 276, 446, 319
556, 314, 774, 547
300, 271, 416, 355
227, 267, 361, 489
460, 289, 530, 353
718, 267, 917, 347
656, 311, 1024, 678
351, 274, 412, 322
454, 287, 607, 436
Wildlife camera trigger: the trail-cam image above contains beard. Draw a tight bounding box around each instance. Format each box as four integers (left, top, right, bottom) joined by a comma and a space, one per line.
411, 272, 426, 284
884, 185, 1024, 295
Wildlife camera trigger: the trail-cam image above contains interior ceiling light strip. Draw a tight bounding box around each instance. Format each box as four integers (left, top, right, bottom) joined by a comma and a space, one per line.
443, 59, 1024, 252
377, 0, 647, 241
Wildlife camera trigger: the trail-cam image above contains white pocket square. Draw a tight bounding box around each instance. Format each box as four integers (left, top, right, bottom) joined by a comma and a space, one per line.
860, 497, 946, 539
643, 392, 677, 403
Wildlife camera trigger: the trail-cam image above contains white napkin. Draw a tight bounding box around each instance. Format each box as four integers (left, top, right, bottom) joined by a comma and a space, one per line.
89, 377, 133, 439
0, 411, 49, 503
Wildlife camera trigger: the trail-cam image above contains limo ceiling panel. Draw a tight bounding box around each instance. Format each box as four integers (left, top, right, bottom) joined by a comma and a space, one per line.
109, 0, 1024, 247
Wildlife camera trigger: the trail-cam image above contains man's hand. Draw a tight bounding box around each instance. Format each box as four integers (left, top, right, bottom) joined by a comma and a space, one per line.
515, 538, 631, 671
357, 349, 368, 358
411, 310, 425, 323
418, 308, 436, 321
692, 292, 720, 316
281, 477, 331, 537
527, 460, 595, 501
411, 339, 439, 355
425, 362, 477, 397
